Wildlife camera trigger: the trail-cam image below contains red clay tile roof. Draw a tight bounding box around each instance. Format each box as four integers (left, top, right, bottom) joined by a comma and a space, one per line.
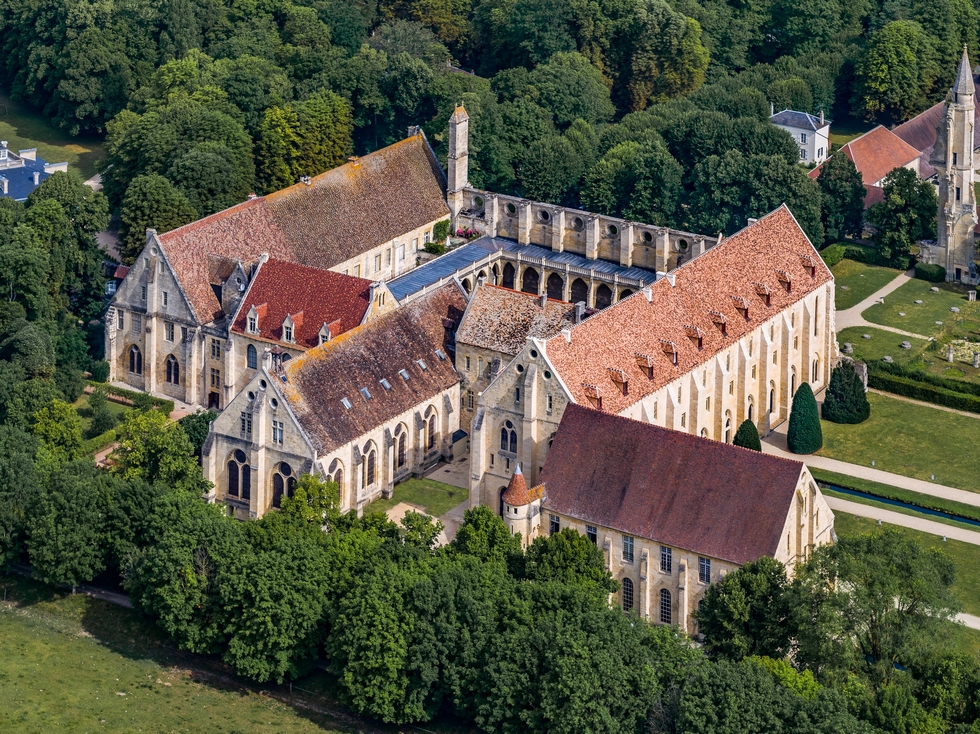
542, 205, 831, 414
540, 404, 805, 565
863, 184, 885, 210
456, 285, 577, 356
158, 134, 448, 324
502, 465, 531, 506
230, 258, 372, 349
808, 126, 921, 187
279, 283, 466, 454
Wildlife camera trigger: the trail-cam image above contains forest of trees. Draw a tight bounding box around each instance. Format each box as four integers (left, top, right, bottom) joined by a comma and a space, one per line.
1, 0, 971, 259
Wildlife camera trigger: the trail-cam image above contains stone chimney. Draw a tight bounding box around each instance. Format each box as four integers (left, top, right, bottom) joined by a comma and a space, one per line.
407, 125, 420, 137
539, 293, 548, 308
574, 301, 586, 323
819, 109, 825, 125
32, 171, 40, 186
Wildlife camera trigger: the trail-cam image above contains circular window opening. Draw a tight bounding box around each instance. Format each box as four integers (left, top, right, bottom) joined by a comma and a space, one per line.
506, 203, 516, 214
516, 364, 525, 373
474, 196, 484, 208
530, 349, 538, 358
539, 210, 550, 222
271, 398, 279, 408
259, 379, 267, 390
247, 391, 255, 401
572, 216, 584, 229
642, 231, 653, 242
608, 224, 619, 236
679, 240, 689, 251
234, 449, 247, 463
544, 370, 552, 379
279, 463, 291, 477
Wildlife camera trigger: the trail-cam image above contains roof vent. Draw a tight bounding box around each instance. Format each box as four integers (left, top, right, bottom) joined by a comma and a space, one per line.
380, 378, 392, 390
747, 217, 759, 225
360, 387, 372, 400
435, 349, 446, 360
399, 369, 410, 381
341, 397, 353, 409
417, 359, 427, 370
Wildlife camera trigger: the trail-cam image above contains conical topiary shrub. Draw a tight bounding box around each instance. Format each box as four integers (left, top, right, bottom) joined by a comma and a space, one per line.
787, 382, 822, 454
733, 419, 762, 451
822, 361, 870, 424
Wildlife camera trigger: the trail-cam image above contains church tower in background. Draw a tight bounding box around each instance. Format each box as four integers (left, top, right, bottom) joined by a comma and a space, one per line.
932, 47, 978, 282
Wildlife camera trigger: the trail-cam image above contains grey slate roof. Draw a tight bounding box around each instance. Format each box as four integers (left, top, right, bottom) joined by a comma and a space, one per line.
0, 150, 57, 202
770, 110, 830, 131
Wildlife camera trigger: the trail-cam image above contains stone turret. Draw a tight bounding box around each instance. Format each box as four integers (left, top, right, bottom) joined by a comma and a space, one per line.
933, 47, 978, 283
447, 106, 469, 229
501, 464, 545, 545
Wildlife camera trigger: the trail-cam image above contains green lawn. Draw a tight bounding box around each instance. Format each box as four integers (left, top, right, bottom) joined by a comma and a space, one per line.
0, 92, 104, 180
833, 512, 980, 619
862, 277, 980, 340
0, 574, 362, 734
811, 467, 980, 523
72, 392, 132, 436
818, 392, 980, 492
836, 326, 930, 366
364, 477, 468, 518
831, 259, 904, 311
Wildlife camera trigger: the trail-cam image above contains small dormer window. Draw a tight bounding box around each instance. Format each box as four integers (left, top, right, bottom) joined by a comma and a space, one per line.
248, 316, 257, 332
435, 349, 446, 360
417, 359, 427, 370
341, 397, 353, 409
284, 324, 293, 342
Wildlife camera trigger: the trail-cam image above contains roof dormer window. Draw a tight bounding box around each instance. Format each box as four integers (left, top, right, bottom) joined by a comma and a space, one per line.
635, 352, 654, 380
399, 369, 410, 381
607, 368, 629, 396
341, 397, 353, 409
776, 270, 792, 293
583, 383, 602, 410
380, 378, 392, 390
709, 310, 727, 336
731, 296, 749, 320
246, 305, 260, 334
753, 283, 772, 307
684, 325, 704, 351
660, 339, 678, 366
435, 349, 446, 360
800, 255, 817, 277
319, 322, 331, 345
417, 359, 427, 370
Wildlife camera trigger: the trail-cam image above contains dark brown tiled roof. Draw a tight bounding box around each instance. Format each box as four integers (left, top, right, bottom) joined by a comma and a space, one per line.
543, 206, 832, 414
456, 285, 576, 356
230, 258, 372, 349
158, 134, 448, 324
502, 465, 531, 506
863, 184, 885, 210
808, 126, 920, 186
280, 283, 466, 455
541, 404, 805, 565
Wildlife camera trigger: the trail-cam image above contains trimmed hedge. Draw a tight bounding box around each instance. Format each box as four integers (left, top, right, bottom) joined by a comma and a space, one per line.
81, 428, 117, 455
433, 218, 450, 242
868, 360, 980, 398
91, 382, 175, 415
787, 383, 823, 454
820, 244, 846, 268
914, 263, 946, 282
866, 371, 980, 414
843, 244, 881, 265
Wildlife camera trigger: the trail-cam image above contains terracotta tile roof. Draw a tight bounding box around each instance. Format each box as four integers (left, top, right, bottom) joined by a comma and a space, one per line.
279, 283, 466, 455
540, 404, 805, 565
808, 126, 920, 186
456, 285, 577, 356
863, 184, 885, 210
158, 134, 448, 324
230, 258, 372, 349
542, 206, 832, 414
502, 465, 531, 506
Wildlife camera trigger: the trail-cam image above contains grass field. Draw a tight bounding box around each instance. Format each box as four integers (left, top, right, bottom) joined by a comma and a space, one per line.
364, 477, 468, 517
0, 92, 104, 180
836, 326, 930, 366
818, 392, 980, 492
833, 512, 980, 618
831, 259, 903, 311
0, 574, 366, 734
862, 278, 980, 340
811, 467, 980, 523
72, 392, 132, 437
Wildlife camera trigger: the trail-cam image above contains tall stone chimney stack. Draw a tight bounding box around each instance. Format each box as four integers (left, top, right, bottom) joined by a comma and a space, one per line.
447, 105, 469, 228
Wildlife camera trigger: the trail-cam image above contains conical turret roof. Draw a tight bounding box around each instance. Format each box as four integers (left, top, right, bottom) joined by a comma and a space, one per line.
955, 46, 974, 96
502, 464, 531, 506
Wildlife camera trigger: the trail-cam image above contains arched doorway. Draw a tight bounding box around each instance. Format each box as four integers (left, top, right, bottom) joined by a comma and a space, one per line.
521, 267, 539, 294
502, 263, 515, 289
595, 284, 612, 310
570, 278, 588, 304
619, 289, 633, 301
546, 273, 563, 300
724, 411, 732, 443
461, 277, 472, 293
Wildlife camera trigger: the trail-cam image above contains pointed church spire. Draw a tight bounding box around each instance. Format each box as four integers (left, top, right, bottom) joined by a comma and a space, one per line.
954, 46, 974, 97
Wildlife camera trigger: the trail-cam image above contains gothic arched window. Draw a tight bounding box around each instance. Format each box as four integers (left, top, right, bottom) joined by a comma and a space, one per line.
660, 588, 672, 624
396, 425, 407, 468
129, 345, 142, 375
228, 449, 250, 500
271, 461, 295, 508
165, 355, 179, 385
501, 420, 517, 453
621, 577, 634, 612
247, 344, 257, 369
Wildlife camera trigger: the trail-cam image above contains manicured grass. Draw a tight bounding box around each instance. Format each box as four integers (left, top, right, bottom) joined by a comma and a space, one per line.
831, 259, 903, 311
0, 92, 104, 180
833, 512, 980, 618
811, 467, 980, 523
836, 326, 930, 366
862, 277, 980, 340
822, 487, 978, 535
0, 574, 362, 734
364, 477, 468, 517
72, 392, 132, 436
818, 392, 980, 492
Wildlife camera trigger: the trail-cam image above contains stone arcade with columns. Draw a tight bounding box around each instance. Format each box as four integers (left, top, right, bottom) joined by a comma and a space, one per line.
202, 283, 466, 518
469, 205, 837, 512
500, 404, 834, 635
